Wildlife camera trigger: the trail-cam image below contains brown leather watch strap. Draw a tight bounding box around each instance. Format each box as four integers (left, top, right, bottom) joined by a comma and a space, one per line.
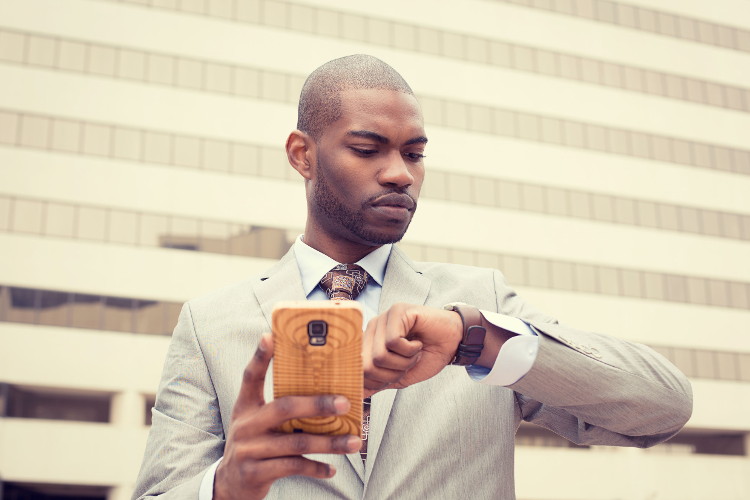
448, 304, 487, 366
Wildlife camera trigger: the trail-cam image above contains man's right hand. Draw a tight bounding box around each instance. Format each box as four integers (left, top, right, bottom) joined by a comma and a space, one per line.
214, 333, 362, 500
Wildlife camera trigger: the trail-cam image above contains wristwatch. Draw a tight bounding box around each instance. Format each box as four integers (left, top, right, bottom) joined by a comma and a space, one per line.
443, 303, 487, 366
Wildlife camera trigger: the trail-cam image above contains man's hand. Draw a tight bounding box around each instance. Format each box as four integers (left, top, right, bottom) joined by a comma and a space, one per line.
362, 303, 463, 396
214, 334, 361, 500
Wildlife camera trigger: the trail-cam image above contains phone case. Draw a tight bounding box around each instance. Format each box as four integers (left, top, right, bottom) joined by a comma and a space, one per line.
272, 300, 363, 437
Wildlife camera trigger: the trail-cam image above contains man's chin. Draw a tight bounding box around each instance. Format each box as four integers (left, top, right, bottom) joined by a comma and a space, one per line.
355, 226, 410, 246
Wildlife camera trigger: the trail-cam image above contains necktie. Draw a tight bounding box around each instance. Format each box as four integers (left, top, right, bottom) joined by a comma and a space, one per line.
319, 264, 371, 463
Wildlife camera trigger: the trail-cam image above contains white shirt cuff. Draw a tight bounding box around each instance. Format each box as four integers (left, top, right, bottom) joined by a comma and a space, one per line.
199, 457, 223, 500
465, 310, 539, 386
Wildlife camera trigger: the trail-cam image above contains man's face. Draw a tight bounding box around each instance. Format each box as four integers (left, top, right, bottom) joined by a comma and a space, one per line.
309, 88, 427, 247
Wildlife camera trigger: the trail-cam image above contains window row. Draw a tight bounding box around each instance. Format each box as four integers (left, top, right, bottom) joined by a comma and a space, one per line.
398, 241, 750, 310
422, 171, 750, 241
2, 481, 109, 500
3, 110, 749, 242
493, 0, 750, 54
109, 0, 750, 112
0, 383, 112, 423
0, 286, 182, 335
2, 192, 748, 309
0, 383, 155, 428
2, 382, 744, 457
516, 423, 748, 456
650, 344, 750, 384
0, 195, 294, 256
0, 27, 305, 103
2, 283, 748, 381
418, 95, 750, 175
2, 25, 748, 175
0, 110, 295, 181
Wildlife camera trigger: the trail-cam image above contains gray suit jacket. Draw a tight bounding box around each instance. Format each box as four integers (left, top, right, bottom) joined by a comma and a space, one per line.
133, 246, 692, 499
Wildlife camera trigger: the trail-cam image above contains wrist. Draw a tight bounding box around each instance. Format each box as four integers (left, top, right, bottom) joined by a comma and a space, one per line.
443, 303, 487, 366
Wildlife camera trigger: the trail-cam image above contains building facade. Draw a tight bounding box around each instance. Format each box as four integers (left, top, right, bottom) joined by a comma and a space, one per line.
0, 0, 749, 498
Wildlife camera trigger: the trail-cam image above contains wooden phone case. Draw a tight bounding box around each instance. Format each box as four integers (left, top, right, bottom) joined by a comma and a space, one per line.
272, 300, 363, 437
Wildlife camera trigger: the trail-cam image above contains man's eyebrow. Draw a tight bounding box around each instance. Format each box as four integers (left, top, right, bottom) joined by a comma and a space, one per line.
404, 136, 428, 146
346, 130, 428, 146
347, 130, 389, 144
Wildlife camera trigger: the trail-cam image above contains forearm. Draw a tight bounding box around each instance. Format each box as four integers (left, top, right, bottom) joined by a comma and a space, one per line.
510, 322, 693, 443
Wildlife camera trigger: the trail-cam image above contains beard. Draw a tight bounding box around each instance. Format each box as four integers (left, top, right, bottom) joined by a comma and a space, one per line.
311, 156, 416, 246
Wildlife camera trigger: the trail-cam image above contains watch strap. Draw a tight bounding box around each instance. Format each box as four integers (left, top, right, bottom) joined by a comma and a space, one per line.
446, 303, 487, 366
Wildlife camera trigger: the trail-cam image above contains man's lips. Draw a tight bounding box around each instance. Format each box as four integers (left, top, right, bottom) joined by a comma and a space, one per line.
370, 193, 416, 211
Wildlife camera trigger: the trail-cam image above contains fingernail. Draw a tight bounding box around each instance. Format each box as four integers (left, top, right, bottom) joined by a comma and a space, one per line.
328, 464, 337, 477
333, 396, 350, 414
347, 436, 361, 451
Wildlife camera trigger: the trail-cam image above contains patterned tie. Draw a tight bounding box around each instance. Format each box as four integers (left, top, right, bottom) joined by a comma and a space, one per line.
318, 264, 371, 464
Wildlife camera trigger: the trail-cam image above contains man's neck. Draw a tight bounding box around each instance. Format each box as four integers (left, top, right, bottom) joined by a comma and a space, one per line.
301, 228, 381, 264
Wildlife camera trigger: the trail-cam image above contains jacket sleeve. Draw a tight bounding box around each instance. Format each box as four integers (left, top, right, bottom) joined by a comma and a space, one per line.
492, 270, 693, 448
132, 303, 225, 499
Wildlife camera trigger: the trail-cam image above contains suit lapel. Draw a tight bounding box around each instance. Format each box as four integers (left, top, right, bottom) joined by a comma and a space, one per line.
365, 246, 430, 482
253, 248, 307, 330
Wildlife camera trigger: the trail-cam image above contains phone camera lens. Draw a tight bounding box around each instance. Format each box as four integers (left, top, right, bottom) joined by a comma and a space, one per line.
307, 320, 328, 345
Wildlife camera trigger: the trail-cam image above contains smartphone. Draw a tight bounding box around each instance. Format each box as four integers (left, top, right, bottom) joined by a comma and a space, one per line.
272, 300, 363, 437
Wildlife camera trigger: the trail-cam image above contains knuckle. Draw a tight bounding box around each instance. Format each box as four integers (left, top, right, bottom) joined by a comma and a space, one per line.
242, 365, 255, 384
274, 397, 295, 418
315, 395, 335, 414
281, 457, 305, 475
289, 434, 310, 454
332, 435, 351, 452
239, 462, 260, 484
315, 461, 331, 477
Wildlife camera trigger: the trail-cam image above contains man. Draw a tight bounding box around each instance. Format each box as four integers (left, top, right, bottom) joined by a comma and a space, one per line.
133, 55, 692, 499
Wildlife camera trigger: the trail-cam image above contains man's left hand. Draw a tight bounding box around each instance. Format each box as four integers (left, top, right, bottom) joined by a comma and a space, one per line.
362, 303, 463, 396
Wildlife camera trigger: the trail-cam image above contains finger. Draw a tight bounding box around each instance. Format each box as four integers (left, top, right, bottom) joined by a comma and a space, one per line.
364, 377, 393, 392
371, 305, 421, 363
253, 456, 338, 483
385, 336, 423, 358
233, 333, 273, 415
371, 342, 421, 372
362, 314, 378, 373
365, 363, 413, 385
240, 433, 361, 459
369, 313, 393, 368
250, 394, 351, 431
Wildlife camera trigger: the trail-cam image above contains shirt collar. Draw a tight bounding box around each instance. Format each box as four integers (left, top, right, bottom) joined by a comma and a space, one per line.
294, 235, 391, 296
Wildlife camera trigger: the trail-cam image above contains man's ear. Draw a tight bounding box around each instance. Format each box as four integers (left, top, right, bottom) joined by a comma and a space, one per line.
286, 130, 315, 180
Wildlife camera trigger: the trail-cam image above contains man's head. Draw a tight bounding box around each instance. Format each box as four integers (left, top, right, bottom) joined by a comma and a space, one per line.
297, 54, 415, 140
287, 55, 427, 262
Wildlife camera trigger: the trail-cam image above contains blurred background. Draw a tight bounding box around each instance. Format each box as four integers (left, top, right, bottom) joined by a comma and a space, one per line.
0, 0, 749, 499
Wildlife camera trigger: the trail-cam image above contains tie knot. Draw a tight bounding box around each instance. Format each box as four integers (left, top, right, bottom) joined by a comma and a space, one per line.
320, 264, 370, 301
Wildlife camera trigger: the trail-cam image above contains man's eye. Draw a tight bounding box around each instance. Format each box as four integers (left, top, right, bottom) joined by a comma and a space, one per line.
351, 147, 377, 156
404, 152, 426, 160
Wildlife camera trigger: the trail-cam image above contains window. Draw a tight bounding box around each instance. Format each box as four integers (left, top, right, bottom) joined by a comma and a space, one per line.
0, 285, 181, 336
515, 423, 589, 449
4, 385, 110, 423
144, 395, 156, 426
1, 482, 108, 500
652, 431, 746, 456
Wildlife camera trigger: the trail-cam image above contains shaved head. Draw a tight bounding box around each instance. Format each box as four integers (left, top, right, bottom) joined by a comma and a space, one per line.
297, 54, 414, 140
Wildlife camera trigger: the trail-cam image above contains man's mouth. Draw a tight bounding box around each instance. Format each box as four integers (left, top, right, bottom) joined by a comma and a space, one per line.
370, 193, 416, 211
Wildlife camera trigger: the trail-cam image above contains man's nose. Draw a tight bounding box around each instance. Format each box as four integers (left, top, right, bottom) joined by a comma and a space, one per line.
378, 153, 415, 188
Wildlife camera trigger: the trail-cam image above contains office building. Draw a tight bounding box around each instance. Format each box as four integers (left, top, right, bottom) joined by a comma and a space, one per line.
1, 0, 748, 498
